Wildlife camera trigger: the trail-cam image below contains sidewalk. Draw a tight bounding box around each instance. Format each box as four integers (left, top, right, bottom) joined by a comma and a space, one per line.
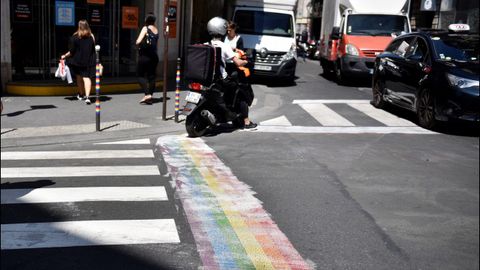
1, 82, 187, 148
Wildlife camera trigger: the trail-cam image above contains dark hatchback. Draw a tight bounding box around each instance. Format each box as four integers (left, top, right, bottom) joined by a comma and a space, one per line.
371, 25, 479, 129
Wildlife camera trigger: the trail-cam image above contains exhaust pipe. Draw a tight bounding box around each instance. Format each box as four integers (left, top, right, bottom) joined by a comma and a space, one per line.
201, 110, 216, 125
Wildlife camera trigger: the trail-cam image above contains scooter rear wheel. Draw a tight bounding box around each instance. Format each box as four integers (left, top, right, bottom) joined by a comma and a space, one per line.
186, 113, 208, 137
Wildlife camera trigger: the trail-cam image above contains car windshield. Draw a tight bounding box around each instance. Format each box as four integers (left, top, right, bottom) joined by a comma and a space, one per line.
431, 35, 479, 62
235, 10, 294, 37
346, 15, 409, 36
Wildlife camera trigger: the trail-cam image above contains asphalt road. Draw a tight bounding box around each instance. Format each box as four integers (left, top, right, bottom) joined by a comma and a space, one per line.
1, 59, 479, 270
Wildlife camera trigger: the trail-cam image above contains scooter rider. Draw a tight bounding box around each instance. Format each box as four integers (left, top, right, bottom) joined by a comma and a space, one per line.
206, 17, 249, 122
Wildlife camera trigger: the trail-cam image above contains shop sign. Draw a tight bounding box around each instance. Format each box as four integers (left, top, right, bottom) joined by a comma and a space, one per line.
56, 1, 75, 26
89, 5, 104, 25
420, 0, 437, 11
87, 0, 105, 4
168, 1, 177, 38
122, 6, 138, 29
13, 0, 33, 23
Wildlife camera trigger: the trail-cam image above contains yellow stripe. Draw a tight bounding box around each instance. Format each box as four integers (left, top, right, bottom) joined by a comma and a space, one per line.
5, 81, 162, 96
186, 142, 276, 270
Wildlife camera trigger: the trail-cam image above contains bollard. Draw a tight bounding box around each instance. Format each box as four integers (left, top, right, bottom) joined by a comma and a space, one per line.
95, 45, 101, 131
175, 58, 181, 123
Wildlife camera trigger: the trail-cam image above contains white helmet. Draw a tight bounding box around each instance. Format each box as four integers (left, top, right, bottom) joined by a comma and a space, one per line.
207, 17, 227, 36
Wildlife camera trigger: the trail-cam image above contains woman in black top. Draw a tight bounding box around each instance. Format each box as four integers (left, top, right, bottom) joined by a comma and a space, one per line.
61, 20, 96, 105
135, 13, 159, 104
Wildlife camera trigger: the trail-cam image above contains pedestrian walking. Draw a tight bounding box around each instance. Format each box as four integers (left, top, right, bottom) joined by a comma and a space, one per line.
135, 13, 159, 105
61, 20, 96, 105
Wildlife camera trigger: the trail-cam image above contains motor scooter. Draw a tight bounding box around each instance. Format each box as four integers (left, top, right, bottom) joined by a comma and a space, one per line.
182, 50, 252, 137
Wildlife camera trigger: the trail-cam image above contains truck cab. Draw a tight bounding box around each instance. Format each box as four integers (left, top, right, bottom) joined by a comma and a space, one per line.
233, 1, 297, 82
319, 0, 411, 84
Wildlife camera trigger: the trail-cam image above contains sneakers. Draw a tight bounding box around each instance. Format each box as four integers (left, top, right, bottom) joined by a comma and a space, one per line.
244, 122, 257, 129
76, 94, 85, 100
84, 97, 91, 105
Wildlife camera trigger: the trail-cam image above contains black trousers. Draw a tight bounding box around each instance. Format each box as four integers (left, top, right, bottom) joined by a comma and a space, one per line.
137, 53, 159, 95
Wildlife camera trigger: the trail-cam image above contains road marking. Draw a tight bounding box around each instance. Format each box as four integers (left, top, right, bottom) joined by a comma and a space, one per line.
95, 138, 151, 145
1, 219, 180, 250
157, 135, 311, 269
1, 186, 167, 204
1, 165, 160, 178
255, 125, 436, 134
0, 120, 150, 139
259, 115, 292, 126
299, 103, 355, 126
348, 103, 416, 126
293, 99, 370, 104
1, 150, 154, 160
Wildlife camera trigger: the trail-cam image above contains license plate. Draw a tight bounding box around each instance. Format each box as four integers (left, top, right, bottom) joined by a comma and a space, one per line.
254, 65, 272, 71
185, 91, 201, 104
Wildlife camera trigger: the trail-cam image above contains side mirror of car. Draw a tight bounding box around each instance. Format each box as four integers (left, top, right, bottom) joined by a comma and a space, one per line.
330, 27, 341, 40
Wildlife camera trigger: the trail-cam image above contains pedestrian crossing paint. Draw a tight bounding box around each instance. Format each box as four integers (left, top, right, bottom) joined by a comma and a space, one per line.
1, 186, 168, 204
1, 149, 154, 160
1, 219, 180, 250
348, 103, 416, 126
1, 144, 180, 251
95, 138, 151, 145
255, 99, 437, 134
1, 165, 160, 178
259, 115, 292, 126
254, 125, 436, 134
157, 135, 311, 270
299, 103, 355, 126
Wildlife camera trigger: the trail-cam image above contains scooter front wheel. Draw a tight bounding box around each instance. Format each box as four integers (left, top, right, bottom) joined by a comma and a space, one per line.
185, 113, 208, 137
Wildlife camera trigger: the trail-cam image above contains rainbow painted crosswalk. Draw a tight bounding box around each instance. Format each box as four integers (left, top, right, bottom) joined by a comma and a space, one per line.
157, 135, 311, 270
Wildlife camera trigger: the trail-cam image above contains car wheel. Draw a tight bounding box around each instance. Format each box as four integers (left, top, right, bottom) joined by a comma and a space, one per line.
417, 88, 437, 129
371, 77, 386, 109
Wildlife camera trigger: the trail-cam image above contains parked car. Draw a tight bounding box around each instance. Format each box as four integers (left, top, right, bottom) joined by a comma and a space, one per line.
371, 24, 479, 129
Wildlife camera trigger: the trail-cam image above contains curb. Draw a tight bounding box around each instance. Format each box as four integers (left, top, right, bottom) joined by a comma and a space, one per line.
6, 81, 163, 96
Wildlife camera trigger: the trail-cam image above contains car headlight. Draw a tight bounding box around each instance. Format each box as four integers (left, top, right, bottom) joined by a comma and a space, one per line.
446, 73, 479, 88
283, 43, 297, 61
345, 44, 359, 56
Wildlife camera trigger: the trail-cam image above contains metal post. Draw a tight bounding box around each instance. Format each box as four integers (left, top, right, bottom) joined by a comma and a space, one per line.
95, 45, 101, 131
175, 57, 181, 123
162, 0, 170, 121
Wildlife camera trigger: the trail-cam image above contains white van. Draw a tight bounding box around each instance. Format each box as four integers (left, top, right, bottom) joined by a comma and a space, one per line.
232, 0, 297, 81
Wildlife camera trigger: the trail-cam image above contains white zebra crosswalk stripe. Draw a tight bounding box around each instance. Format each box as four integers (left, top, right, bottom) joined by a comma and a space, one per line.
1, 150, 154, 160
95, 138, 151, 145
259, 115, 292, 126
348, 103, 416, 126
1, 165, 160, 178
1, 219, 180, 250
299, 103, 355, 126
1, 186, 168, 204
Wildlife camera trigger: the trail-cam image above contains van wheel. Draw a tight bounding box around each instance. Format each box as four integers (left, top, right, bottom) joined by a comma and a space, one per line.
334, 60, 346, 85
417, 88, 437, 129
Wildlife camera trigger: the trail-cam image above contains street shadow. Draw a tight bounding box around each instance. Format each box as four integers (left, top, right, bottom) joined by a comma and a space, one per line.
251, 76, 298, 88
150, 97, 171, 104
1, 179, 55, 189
202, 123, 239, 137
1, 105, 57, 117
381, 104, 480, 137
319, 71, 372, 87
64, 96, 112, 102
